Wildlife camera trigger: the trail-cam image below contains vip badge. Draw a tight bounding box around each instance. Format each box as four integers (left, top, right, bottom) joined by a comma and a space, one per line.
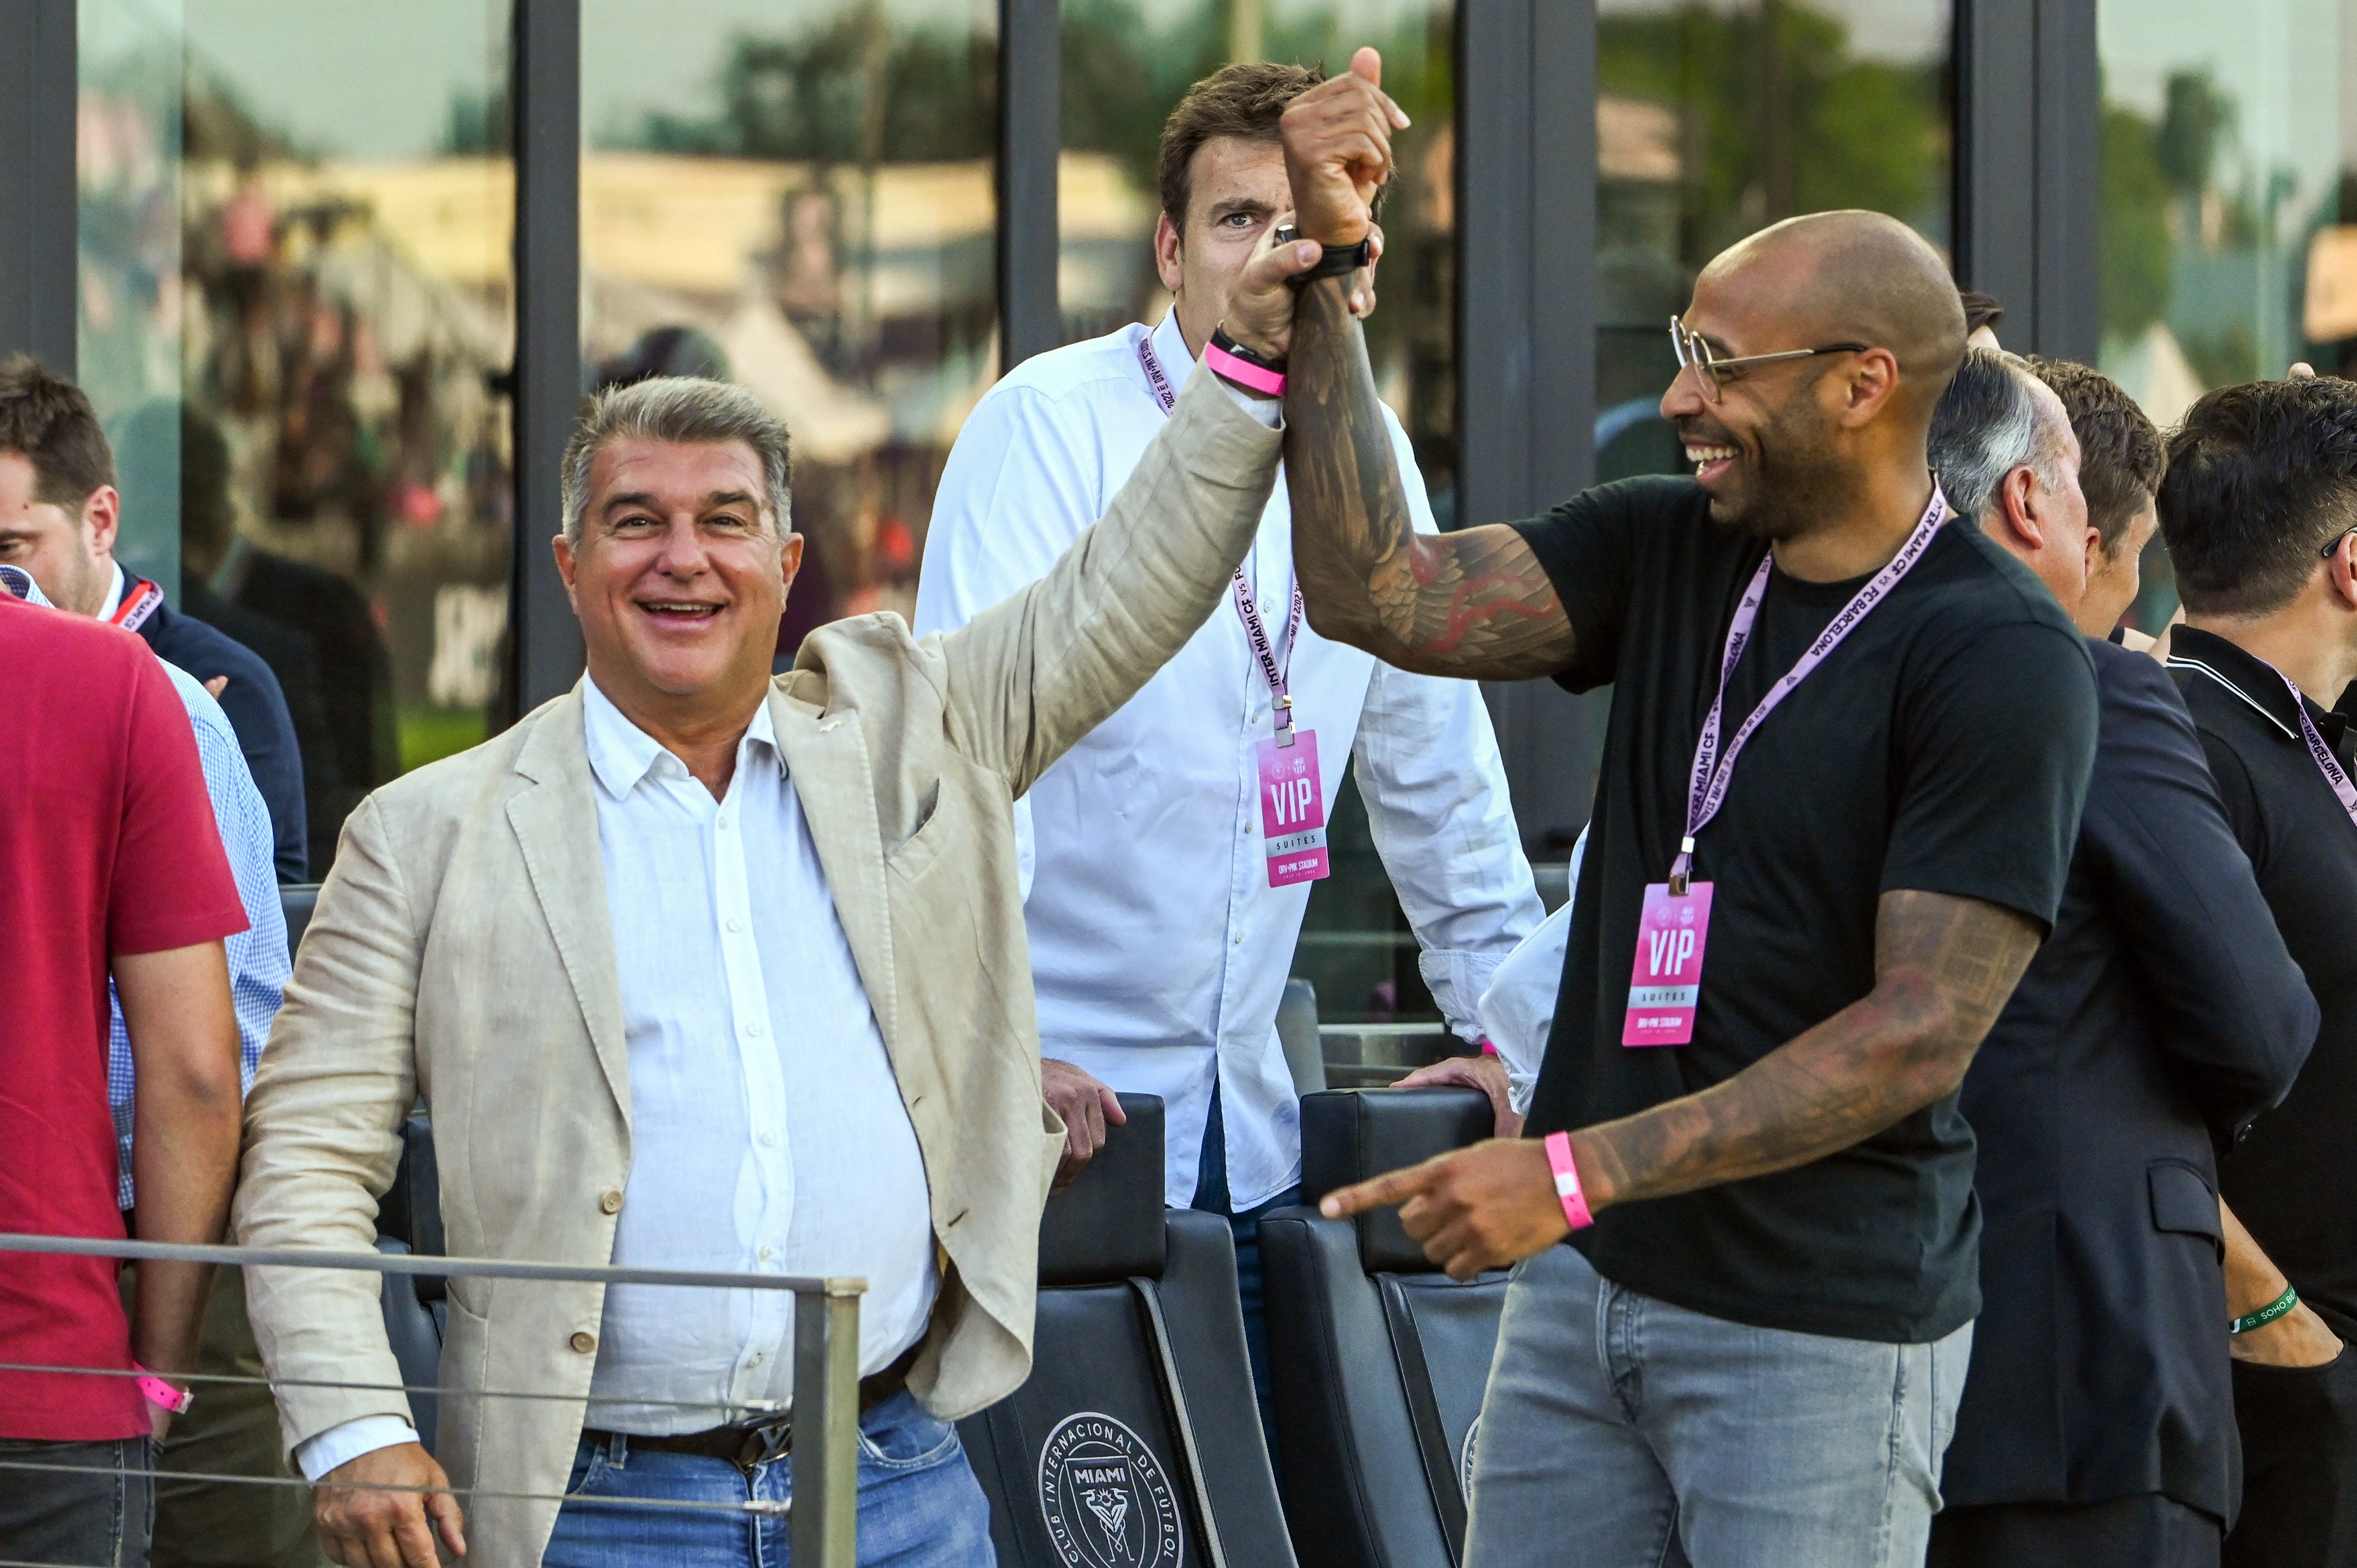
1037, 1413, 1183, 1567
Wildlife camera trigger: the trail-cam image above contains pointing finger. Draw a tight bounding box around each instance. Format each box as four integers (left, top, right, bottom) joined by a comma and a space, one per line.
1320, 1158, 1439, 1218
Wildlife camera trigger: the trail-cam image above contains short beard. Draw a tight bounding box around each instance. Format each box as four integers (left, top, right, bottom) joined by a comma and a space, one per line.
1710, 400, 1845, 543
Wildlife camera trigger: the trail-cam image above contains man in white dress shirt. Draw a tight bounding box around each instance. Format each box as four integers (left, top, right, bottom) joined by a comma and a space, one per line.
915, 62, 1542, 1419
235, 200, 1337, 1561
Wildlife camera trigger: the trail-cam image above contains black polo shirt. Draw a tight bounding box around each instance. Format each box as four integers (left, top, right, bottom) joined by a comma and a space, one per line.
2169, 626, 2357, 1319
1517, 476, 2098, 1344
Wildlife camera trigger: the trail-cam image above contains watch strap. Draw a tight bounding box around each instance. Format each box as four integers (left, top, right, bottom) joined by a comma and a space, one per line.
1290, 236, 1374, 286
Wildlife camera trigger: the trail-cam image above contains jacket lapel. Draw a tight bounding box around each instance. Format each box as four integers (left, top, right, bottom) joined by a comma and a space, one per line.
767, 685, 899, 1049
506, 685, 633, 1124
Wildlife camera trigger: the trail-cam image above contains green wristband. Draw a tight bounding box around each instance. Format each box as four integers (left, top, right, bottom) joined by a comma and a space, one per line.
2231, 1285, 2300, 1335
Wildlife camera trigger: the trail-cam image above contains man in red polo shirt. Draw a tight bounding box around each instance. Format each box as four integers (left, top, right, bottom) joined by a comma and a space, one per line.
0, 585, 247, 1566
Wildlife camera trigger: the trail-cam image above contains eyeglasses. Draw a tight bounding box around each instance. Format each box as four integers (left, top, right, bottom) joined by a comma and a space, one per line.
1670, 317, 1871, 404
2324, 524, 2357, 560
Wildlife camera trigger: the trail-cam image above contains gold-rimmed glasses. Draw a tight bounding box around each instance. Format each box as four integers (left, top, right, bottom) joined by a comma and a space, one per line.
1670, 317, 1871, 403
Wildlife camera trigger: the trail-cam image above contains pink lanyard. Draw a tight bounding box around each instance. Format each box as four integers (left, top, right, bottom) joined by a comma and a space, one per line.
1670, 484, 1951, 892
1138, 331, 1306, 740
2281, 673, 2357, 827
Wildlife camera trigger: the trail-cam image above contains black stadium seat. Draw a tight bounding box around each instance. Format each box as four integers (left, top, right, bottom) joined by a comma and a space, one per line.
1261, 1088, 1509, 1568
374, 1113, 447, 1445
278, 882, 318, 953
959, 1094, 1297, 1568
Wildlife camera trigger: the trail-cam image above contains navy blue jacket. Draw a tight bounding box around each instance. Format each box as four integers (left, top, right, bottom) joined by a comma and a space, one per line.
137, 598, 309, 882
1943, 639, 2317, 1523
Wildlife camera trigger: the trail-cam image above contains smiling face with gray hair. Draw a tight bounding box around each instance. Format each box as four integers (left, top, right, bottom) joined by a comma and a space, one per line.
553, 375, 803, 741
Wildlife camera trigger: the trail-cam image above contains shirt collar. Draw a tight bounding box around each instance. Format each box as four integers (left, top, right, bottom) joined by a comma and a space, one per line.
0, 564, 51, 607
1150, 308, 1197, 380
582, 675, 781, 800
2168, 625, 2345, 748
97, 561, 126, 621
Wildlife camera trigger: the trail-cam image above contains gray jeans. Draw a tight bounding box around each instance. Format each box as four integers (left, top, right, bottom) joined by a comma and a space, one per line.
1465, 1245, 1972, 1568
0, 1436, 154, 1567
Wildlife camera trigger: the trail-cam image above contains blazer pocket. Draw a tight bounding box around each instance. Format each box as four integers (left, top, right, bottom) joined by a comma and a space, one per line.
435, 1289, 492, 1469
884, 784, 950, 885
2148, 1161, 2223, 1252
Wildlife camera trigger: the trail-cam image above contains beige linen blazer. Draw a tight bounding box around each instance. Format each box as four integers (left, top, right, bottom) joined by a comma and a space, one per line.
234, 369, 1281, 1565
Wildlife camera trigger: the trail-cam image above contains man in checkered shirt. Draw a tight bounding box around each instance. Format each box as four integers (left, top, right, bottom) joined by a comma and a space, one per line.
4, 563, 303, 1562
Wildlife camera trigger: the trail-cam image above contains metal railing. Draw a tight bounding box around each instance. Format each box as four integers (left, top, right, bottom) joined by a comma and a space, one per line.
0, 1233, 864, 1566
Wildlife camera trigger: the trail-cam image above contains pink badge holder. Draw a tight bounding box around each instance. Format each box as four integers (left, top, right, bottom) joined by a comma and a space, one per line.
1258, 716, 1330, 887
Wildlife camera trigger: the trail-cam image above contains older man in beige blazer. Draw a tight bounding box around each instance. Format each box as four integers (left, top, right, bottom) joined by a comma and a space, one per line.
228, 204, 1365, 1562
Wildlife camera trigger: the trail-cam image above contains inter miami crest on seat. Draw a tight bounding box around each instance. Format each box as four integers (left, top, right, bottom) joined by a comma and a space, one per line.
957, 1094, 1296, 1568
1039, 1411, 1184, 1567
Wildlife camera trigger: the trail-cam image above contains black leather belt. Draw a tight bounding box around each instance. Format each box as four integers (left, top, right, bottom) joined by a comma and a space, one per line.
584, 1344, 919, 1474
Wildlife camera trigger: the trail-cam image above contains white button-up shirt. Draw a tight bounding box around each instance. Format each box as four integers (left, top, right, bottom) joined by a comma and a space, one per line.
292, 677, 942, 1477
916, 311, 1542, 1210
579, 677, 936, 1433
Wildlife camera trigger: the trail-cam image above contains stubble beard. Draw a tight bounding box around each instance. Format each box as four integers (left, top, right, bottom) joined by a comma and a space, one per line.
1709, 402, 1844, 545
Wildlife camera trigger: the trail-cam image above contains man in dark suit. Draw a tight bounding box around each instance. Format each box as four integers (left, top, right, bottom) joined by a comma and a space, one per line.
1924, 350, 2317, 1566
0, 357, 309, 882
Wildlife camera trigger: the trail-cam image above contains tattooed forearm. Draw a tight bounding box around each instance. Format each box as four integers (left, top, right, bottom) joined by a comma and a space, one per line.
1571, 890, 2043, 1212
1283, 274, 1578, 680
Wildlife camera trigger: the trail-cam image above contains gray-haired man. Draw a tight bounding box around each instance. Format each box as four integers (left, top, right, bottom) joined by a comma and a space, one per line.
233, 206, 1336, 1565
1924, 351, 2316, 1568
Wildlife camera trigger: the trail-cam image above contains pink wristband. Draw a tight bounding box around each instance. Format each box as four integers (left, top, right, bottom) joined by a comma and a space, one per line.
1479, 1038, 1499, 1057
1543, 1131, 1594, 1232
1203, 340, 1286, 397
132, 1362, 192, 1415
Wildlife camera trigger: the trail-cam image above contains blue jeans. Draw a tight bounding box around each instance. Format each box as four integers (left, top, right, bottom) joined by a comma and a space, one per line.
542, 1390, 994, 1567
1465, 1245, 1973, 1568
0, 1436, 154, 1566
1190, 1079, 1299, 1460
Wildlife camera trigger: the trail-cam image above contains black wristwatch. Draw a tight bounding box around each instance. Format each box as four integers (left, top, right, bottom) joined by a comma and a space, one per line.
1289, 236, 1374, 287
1210, 323, 1287, 373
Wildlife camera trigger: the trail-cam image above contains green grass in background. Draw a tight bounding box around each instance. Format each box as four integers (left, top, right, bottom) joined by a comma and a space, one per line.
398, 706, 490, 773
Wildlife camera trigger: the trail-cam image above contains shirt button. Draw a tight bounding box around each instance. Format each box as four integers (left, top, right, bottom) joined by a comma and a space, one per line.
745, 1019, 765, 1038
759, 1245, 776, 1263
1233, 934, 1244, 946
570, 1331, 597, 1354
718, 815, 733, 831
598, 1188, 623, 1215
758, 1130, 777, 1148
750, 1351, 765, 1367
727, 916, 745, 933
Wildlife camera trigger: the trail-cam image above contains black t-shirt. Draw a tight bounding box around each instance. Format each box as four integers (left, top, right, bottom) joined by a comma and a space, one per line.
1517, 476, 2099, 1343
2170, 627, 2357, 1320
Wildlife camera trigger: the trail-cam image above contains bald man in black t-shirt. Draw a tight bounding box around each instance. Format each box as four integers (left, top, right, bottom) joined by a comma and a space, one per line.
1273, 54, 2097, 1568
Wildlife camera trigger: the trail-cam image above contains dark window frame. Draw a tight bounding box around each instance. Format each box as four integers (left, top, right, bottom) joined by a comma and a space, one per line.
512, 0, 585, 714
0, 0, 80, 378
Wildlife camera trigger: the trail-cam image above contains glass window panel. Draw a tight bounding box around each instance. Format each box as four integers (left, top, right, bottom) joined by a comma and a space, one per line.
80, 1, 186, 593
1059, 0, 1457, 521
1593, 0, 1954, 483
77, 0, 515, 879
2096, 0, 2356, 632
582, 0, 999, 652
1058, 2, 1459, 1031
